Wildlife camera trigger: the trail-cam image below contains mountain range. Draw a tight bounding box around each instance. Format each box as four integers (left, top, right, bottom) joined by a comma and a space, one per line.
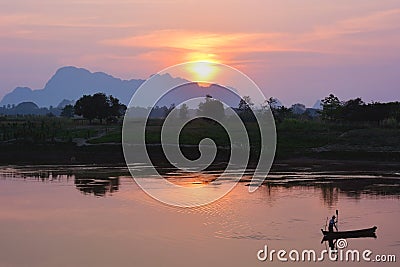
0, 66, 145, 107
0, 66, 322, 110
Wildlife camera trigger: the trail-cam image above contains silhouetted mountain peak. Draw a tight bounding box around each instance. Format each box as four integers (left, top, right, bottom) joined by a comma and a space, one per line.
313, 99, 323, 110
56, 66, 90, 75
0, 66, 145, 107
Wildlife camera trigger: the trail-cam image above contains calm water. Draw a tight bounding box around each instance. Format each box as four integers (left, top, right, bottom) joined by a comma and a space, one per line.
0, 166, 399, 267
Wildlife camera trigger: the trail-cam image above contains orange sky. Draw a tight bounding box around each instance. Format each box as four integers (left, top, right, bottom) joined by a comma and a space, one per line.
1, 0, 400, 105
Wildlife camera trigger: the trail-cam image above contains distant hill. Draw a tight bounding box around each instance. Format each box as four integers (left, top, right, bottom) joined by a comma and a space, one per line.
313, 99, 323, 110
0, 66, 145, 107
0, 101, 62, 116
57, 99, 75, 109
15, 102, 40, 114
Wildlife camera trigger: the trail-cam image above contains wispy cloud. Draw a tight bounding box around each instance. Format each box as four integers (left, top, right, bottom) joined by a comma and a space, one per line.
100, 7, 400, 67
312, 8, 400, 38
102, 29, 309, 66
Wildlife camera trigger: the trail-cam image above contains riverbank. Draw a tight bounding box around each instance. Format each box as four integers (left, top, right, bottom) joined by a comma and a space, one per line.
1, 117, 400, 171
1, 142, 400, 174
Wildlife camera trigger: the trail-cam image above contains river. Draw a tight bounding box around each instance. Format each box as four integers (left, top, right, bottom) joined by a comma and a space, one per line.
0, 166, 399, 266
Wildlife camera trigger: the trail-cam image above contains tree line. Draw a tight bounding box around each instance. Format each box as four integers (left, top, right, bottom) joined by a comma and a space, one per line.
61, 92, 400, 126
148, 94, 248, 121
320, 94, 400, 124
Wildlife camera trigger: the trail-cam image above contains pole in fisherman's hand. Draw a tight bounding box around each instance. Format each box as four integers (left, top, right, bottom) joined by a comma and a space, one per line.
336, 209, 339, 230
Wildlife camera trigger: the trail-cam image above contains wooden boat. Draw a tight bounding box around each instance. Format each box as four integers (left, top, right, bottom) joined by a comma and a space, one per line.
321, 226, 377, 239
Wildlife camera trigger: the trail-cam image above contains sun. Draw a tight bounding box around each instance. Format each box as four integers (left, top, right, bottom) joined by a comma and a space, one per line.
188, 61, 219, 82
193, 62, 213, 79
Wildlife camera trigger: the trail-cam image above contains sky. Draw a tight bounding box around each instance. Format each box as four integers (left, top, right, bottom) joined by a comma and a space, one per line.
0, 0, 399, 107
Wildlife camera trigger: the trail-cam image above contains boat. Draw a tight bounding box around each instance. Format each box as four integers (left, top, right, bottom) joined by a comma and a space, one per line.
321, 226, 377, 240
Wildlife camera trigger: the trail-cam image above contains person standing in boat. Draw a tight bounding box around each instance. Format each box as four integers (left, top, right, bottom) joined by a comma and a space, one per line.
329, 215, 338, 232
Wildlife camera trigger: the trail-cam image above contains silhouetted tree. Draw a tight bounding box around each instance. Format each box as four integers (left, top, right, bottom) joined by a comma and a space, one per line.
362, 101, 400, 123
274, 106, 292, 123
321, 94, 342, 121
166, 104, 175, 117
266, 97, 282, 110
74, 93, 125, 123
109, 95, 127, 118
61, 104, 75, 118
75, 95, 96, 123
198, 95, 225, 121
179, 103, 189, 119
92, 93, 110, 123
238, 96, 255, 121
262, 97, 292, 123
340, 97, 365, 121
149, 105, 171, 118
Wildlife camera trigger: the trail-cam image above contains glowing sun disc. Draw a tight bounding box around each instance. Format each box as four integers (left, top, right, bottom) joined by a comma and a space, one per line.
189, 61, 218, 81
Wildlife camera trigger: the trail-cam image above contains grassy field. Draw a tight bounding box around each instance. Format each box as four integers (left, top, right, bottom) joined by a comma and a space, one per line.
0, 115, 120, 143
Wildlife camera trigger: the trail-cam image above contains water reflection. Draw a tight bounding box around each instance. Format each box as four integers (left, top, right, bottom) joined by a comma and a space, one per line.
0, 167, 399, 202
74, 177, 119, 197
320, 185, 339, 207
0, 167, 120, 197
261, 174, 400, 207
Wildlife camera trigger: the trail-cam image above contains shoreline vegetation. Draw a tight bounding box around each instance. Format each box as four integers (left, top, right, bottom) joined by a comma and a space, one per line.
1, 93, 399, 171
0, 117, 399, 171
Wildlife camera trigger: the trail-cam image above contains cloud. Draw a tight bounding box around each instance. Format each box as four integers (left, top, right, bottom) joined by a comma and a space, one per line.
299, 8, 400, 56
313, 8, 400, 38
102, 29, 311, 66
100, 8, 400, 67
0, 12, 139, 41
